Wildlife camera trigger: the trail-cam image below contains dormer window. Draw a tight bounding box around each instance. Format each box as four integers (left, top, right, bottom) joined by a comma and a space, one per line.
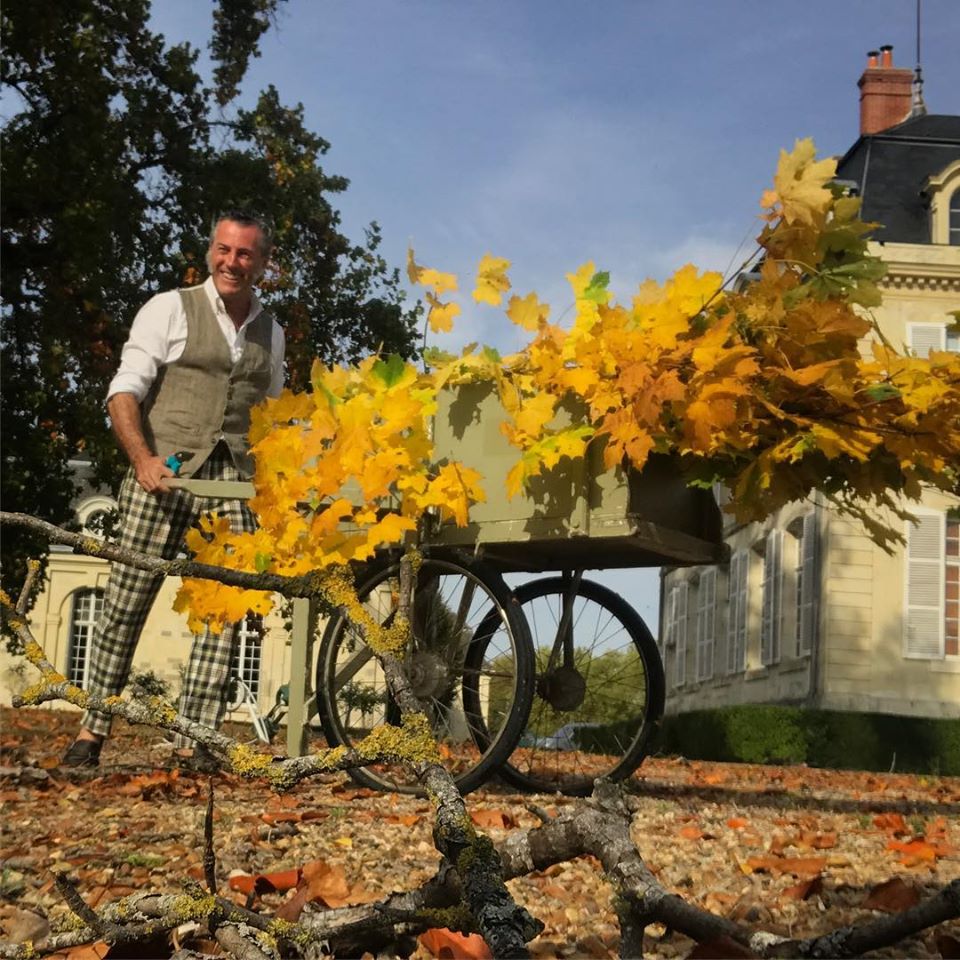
925, 159, 960, 245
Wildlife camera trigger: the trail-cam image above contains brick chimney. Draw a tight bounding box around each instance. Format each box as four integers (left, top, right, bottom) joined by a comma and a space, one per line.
858, 45, 914, 135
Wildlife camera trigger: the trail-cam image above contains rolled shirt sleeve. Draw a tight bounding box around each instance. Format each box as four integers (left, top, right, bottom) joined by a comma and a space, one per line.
106, 291, 184, 402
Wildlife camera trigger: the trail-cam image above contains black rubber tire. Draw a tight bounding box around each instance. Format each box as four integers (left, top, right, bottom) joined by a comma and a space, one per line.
317, 552, 535, 795
467, 576, 665, 796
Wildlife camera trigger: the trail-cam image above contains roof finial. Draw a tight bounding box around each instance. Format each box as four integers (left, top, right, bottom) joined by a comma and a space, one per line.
912, 0, 927, 116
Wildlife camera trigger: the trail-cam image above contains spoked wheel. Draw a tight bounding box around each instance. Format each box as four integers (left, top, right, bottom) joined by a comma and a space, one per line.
468, 576, 665, 796
317, 553, 534, 795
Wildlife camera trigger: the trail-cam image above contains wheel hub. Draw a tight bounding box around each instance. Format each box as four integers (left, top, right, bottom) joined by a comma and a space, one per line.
537, 665, 587, 712
407, 651, 451, 700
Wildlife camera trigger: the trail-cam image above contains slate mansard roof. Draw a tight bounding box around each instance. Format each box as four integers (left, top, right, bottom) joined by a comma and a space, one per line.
835, 114, 960, 244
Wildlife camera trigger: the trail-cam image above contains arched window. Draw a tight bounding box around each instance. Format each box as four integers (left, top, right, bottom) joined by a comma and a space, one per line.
68, 589, 104, 688
77, 496, 118, 539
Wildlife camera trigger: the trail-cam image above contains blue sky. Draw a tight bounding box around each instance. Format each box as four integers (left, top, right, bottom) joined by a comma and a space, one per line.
154, 0, 959, 628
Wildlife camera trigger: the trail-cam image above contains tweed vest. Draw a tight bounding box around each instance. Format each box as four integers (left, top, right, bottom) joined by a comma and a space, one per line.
140, 285, 273, 479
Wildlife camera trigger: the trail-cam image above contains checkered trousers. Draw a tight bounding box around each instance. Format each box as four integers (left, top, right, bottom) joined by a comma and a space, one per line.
82, 445, 256, 748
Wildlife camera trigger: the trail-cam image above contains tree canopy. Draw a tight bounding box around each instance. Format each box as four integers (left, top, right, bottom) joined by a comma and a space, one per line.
0, 0, 420, 599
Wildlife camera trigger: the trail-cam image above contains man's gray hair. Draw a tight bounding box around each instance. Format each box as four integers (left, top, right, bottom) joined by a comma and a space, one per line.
208, 209, 274, 257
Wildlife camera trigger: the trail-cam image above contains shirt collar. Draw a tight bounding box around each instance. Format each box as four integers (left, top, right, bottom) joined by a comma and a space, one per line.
203, 275, 263, 329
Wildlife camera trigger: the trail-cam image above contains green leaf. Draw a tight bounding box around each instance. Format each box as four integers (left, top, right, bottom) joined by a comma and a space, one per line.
583, 271, 611, 303
481, 345, 502, 364
423, 346, 456, 368
254, 552, 272, 573
864, 383, 901, 403
371, 353, 407, 388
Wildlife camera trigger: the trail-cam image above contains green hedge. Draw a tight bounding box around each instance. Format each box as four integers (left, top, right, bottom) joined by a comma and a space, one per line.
654, 705, 960, 775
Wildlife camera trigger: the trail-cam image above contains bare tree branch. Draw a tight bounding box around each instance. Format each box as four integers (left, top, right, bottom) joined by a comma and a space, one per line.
0, 512, 324, 599
369, 548, 541, 957
768, 878, 960, 958
214, 923, 276, 960
15, 558, 40, 614
204, 783, 218, 894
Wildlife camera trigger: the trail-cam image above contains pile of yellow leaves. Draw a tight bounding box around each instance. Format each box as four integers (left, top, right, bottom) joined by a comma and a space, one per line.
177, 138, 960, 631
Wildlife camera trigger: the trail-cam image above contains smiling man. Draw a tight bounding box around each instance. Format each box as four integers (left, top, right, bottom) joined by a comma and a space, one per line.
61, 210, 286, 772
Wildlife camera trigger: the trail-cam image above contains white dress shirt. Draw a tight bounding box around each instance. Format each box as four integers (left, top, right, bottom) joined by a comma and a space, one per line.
107, 276, 286, 402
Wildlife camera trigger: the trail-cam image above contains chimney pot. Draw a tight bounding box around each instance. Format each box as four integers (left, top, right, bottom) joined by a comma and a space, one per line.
867, 49, 879, 67
880, 44, 893, 67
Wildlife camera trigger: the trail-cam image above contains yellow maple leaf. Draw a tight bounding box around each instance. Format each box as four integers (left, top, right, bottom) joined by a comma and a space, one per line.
556, 365, 598, 397
760, 138, 837, 226
473, 253, 511, 305
426, 292, 461, 333
513, 392, 557, 439
407, 248, 457, 294
366, 511, 417, 546
810, 423, 881, 461
506, 293, 550, 330
249, 388, 313, 445
566, 261, 596, 300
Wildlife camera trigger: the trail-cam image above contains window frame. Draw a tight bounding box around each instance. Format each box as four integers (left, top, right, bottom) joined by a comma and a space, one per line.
230, 613, 265, 705
67, 588, 104, 689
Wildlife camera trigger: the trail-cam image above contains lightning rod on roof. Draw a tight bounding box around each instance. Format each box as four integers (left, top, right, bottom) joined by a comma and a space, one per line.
912, 0, 927, 117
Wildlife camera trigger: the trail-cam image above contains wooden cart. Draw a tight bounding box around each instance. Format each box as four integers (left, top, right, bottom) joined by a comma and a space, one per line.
175, 383, 727, 794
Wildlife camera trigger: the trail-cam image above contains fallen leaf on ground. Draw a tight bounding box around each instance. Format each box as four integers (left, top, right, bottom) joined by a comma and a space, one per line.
227, 867, 300, 895
863, 877, 921, 912
274, 859, 352, 921
781, 874, 824, 901
420, 927, 493, 959
873, 813, 909, 835
744, 855, 826, 877
887, 839, 939, 866
470, 809, 516, 830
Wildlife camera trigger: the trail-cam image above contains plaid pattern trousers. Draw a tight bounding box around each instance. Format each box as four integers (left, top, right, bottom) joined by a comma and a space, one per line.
82, 445, 256, 748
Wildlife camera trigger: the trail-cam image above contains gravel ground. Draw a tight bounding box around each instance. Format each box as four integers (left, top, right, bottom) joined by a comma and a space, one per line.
1, 707, 958, 959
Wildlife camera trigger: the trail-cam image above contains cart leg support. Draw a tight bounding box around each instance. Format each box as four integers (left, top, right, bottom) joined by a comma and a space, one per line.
286, 597, 316, 757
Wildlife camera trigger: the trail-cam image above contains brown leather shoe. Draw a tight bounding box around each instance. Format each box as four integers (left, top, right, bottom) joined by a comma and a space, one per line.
61, 739, 102, 767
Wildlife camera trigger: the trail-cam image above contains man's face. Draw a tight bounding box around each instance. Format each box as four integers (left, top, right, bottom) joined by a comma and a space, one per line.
207, 220, 267, 302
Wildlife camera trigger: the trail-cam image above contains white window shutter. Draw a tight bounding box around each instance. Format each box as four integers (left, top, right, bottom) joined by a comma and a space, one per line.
661, 583, 675, 655
674, 582, 688, 687
761, 531, 783, 665
725, 555, 738, 674
696, 568, 717, 681
908, 323, 946, 357
905, 513, 945, 658
726, 551, 748, 673
796, 513, 818, 656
